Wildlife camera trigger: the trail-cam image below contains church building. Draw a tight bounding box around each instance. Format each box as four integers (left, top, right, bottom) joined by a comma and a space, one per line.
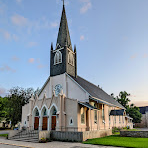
21, 3, 133, 137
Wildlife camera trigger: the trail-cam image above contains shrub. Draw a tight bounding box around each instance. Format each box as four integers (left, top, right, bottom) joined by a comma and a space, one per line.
39, 137, 47, 143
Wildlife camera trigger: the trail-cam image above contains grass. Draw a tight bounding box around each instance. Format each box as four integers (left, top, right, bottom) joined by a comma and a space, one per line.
0, 134, 8, 137
83, 135, 148, 148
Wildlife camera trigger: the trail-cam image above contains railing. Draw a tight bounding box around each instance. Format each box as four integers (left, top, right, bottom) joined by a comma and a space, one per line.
11, 126, 40, 139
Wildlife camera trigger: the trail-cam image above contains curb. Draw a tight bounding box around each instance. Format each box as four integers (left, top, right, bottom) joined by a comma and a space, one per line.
0, 142, 34, 148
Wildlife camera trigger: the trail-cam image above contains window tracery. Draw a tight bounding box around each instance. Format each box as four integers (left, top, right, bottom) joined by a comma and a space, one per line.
54, 50, 62, 65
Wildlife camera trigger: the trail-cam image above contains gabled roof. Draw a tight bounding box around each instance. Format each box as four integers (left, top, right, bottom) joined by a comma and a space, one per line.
139, 106, 148, 114
69, 75, 125, 109
56, 5, 72, 50
110, 109, 124, 116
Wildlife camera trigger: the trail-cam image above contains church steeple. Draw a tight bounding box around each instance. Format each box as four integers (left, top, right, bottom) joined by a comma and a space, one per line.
56, 4, 72, 50
50, 4, 77, 78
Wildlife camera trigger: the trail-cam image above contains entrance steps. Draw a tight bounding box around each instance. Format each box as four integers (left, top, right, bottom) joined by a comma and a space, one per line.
9, 130, 39, 143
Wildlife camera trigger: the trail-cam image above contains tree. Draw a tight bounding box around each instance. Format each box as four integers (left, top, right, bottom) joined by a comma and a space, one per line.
113, 91, 130, 109
126, 104, 142, 123
112, 91, 142, 123
0, 96, 5, 122
6, 87, 34, 126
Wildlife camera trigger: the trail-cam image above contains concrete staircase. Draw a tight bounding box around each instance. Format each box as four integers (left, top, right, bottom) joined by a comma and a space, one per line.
9, 130, 39, 143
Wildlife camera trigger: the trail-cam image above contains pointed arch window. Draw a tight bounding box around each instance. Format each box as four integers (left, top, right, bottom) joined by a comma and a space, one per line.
68, 52, 74, 66
43, 108, 47, 116
35, 109, 39, 117
54, 51, 62, 65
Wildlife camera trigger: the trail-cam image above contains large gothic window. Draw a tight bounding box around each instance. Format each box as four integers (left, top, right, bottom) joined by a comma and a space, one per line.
54, 51, 62, 65
68, 52, 74, 66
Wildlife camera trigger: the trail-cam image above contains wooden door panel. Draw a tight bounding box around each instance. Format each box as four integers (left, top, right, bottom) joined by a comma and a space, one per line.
34, 117, 39, 130
42, 117, 48, 130
52, 116, 56, 130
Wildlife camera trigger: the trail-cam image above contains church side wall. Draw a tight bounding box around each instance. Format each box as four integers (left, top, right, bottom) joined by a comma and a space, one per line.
21, 104, 29, 128
65, 98, 78, 131
67, 75, 89, 101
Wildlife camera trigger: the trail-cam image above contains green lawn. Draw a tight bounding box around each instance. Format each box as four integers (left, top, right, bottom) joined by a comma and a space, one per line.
83, 135, 148, 148
0, 134, 8, 137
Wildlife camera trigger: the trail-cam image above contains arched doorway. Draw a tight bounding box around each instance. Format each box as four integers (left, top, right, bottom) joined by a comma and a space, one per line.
34, 108, 39, 130
51, 107, 57, 130
41, 107, 48, 130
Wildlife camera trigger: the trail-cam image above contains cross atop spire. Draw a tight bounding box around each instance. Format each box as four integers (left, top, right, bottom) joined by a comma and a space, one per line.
62, 0, 64, 6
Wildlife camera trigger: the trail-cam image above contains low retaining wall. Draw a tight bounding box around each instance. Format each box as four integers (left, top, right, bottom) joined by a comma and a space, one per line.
83, 129, 112, 141
8, 130, 20, 139
120, 131, 148, 138
51, 131, 83, 142
51, 129, 112, 142
39, 131, 50, 140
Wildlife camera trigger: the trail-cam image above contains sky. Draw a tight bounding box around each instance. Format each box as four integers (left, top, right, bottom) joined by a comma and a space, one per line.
0, 0, 148, 106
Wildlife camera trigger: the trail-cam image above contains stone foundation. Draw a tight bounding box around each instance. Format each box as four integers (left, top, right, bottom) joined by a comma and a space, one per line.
120, 131, 148, 138
51, 129, 112, 142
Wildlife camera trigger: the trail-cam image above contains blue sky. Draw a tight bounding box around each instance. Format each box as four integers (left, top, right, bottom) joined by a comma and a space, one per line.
0, 0, 148, 106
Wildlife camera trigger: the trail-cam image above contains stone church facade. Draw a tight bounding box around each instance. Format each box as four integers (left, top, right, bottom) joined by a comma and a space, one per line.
21, 4, 133, 135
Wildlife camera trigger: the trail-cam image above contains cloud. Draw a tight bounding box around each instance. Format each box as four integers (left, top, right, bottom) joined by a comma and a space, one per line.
37, 64, 45, 69
0, 87, 7, 97
0, 29, 19, 41
16, 0, 23, 3
80, 35, 85, 41
0, 1, 6, 16
143, 54, 148, 58
28, 58, 35, 63
12, 34, 19, 41
80, 0, 92, 14
50, 22, 58, 28
130, 54, 137, 60
0, 65, 16, 72
12, 56, 20, 61
0, 29, 11, 40
28, 42, 37, 47
4, 31, 11, 40
11, 14, 29, 27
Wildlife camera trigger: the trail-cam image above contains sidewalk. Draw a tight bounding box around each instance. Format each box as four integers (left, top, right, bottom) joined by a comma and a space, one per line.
0, 138, 121, 148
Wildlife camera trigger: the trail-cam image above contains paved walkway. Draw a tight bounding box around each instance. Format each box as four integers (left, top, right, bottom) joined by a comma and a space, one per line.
0, 138, 121, 148
138, 128, 148, 131
0, 130, 12, 135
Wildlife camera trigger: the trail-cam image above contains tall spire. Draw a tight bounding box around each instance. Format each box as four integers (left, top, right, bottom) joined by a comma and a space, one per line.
56, 4, 72, 50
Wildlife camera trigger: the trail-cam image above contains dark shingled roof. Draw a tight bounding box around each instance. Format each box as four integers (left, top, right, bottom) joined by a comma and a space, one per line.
110, 109, 124, 116
56, 5, 72, 50
70, 75, 125, 109
139, 106, 148, 114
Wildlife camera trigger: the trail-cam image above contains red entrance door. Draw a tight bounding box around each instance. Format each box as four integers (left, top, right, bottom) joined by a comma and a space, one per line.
42, 117, 48, 130
34, 117, 39, 130
52, 116, 56, 130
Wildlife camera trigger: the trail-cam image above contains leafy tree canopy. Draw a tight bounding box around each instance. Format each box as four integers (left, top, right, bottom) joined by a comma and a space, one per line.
112, 91, 130, 109
6, 87, 34, 126
126, 104, 142, 123
112, 91, 142, 123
